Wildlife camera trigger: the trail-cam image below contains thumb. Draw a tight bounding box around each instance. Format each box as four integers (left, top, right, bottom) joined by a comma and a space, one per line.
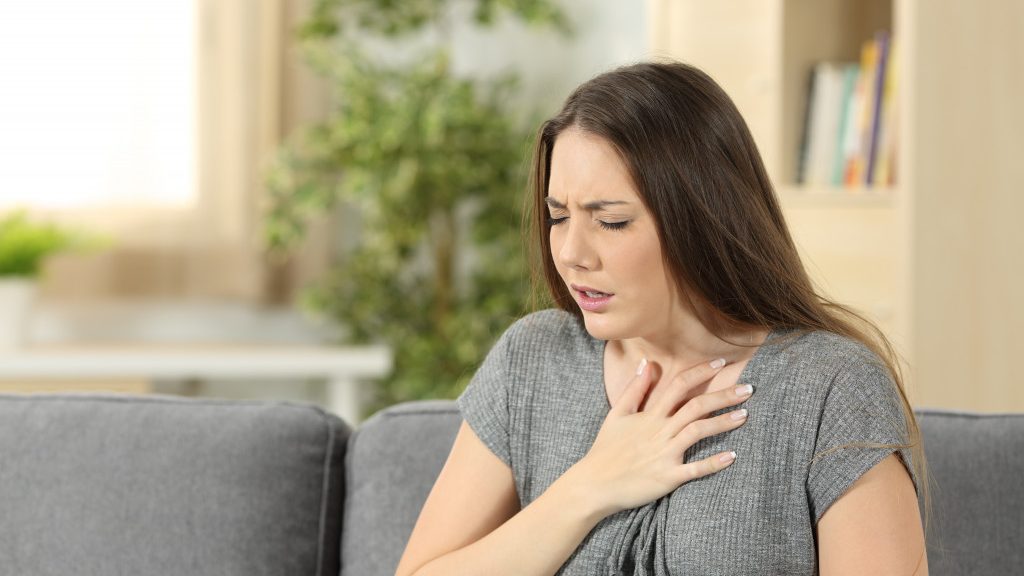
618, 358, 658, 414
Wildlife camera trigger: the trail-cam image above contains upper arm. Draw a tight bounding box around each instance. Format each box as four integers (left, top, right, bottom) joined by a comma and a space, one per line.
816, 453, 928, 575
394, 420, 521, 576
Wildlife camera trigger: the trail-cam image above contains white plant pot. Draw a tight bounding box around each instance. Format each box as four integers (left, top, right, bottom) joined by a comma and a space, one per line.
0, 277, 38, 352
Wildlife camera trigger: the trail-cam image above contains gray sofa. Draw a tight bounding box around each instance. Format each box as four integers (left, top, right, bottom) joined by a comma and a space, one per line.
0, 394, 1021, 575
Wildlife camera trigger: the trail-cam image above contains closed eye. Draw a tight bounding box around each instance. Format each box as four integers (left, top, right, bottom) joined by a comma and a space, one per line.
598, 220, 629, 231
546, 216, 630, 231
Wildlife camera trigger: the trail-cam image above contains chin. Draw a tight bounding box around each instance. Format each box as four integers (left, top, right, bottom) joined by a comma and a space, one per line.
578, 310, 627, 341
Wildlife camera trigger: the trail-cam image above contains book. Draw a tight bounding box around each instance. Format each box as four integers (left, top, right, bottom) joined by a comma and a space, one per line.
800, 63, 846, 187
795, 31, 898, 191
796, 64, 815, 185
865, 30, 891, 186
845, 37, 878, 186
874, 39, 899, 186
833, 64, 859, 186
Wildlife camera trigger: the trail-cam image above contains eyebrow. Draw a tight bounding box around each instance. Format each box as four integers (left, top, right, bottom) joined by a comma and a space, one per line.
544, 197, 630, 210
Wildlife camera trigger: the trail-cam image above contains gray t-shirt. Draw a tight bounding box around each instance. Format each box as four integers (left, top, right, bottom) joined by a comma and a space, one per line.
456, 309, 917, 576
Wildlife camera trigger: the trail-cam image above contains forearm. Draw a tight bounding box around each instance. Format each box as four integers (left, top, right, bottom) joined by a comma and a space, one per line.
411, 467, 608, 576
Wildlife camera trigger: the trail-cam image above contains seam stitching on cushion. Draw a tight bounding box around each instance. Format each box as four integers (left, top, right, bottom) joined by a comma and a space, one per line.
340, 425, 361, 572
915, 410, 1024, 419
315, 411, 334, 576
0, 393, 328, 411
383, 408, 460, 417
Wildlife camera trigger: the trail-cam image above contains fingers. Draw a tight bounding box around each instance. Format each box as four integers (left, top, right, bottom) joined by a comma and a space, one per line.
647, 357, 729, 416
615, 358, 660, 415
667, 383, 753, 438
665, 382, 752, 486
669, 402, 749, 453
676, 450, 738, 484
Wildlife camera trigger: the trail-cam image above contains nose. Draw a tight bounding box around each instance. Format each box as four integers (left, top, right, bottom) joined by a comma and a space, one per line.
555, 219, 598, 271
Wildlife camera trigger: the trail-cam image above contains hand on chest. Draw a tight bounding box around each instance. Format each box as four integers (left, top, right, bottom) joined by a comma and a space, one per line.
605, 355, 750, 411
642, 360, 749, 411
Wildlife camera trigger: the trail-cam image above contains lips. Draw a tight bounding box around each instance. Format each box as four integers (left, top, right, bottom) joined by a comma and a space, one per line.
571, 284, 613, 297
570, 284, 614, 312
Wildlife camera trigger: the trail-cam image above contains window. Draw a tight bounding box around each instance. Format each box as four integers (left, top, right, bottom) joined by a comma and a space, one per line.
0, 1, 196, 209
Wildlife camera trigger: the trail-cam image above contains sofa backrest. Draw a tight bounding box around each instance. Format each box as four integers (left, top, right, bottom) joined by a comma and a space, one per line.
341, 400, 460, 575
0, 393, 350, 576
343, 402, 1024, 576
3, 395, 1018, 575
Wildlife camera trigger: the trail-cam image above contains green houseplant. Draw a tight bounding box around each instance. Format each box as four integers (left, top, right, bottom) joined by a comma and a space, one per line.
0, 211, 82, 278
264, 0, 569, 417
0, 210, 88, 350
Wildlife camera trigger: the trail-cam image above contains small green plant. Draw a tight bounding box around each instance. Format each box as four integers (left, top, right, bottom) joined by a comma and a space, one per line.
0, 211, 89, 278
264, 0, 568, 417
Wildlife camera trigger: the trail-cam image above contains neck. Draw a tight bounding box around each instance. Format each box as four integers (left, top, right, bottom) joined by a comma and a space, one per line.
612, 319, 770, 376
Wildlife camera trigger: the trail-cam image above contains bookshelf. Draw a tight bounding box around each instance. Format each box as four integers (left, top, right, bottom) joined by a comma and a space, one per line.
648, 0, 1024, 411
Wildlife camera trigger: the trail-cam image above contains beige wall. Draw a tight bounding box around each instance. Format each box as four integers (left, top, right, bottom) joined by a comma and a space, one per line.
908, 0, 1024, 410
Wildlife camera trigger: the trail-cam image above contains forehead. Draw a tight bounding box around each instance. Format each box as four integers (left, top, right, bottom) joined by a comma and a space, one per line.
547, 128, 638, 202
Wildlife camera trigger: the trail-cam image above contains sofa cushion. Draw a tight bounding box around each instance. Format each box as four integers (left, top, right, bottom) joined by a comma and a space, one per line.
0, 393, 350, 576
341, 400, 460, 576
917, 409, 1024, 575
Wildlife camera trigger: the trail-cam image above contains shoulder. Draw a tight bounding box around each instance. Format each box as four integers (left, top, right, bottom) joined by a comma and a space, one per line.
772, 329, 882, 367
765, 329, 896, 404
485, 309, 598, 373
498, 308, 598, 362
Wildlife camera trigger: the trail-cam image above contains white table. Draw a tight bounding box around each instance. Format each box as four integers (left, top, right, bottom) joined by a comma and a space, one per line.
0, 345, 392, 425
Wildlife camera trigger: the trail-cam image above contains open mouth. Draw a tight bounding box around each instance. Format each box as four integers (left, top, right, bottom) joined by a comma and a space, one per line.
571, 284, 613, 297
571, 284, 614, 311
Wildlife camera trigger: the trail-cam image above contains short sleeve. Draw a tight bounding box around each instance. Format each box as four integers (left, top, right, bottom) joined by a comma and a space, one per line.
455, 327, 514, 468
806, 358, 918, 523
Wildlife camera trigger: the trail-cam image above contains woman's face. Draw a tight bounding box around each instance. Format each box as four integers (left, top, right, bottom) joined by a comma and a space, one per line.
546, 127, 683, 341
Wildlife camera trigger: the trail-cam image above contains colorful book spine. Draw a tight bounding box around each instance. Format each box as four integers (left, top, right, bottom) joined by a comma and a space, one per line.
847, 38, 876, 186
807, 63, 845, 186
797, 31, 898, 191
875, 39, 899, 186
796, 65, 817, 185
798, 31, 897, 190
833, 64, 859, 186
865, 30, 890, 186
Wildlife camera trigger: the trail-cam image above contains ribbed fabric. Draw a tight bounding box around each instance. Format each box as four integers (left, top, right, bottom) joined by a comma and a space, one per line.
456, 309, 917, 576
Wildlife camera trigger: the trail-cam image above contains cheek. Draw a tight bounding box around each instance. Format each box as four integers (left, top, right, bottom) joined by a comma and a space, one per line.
615, 235, 672, 299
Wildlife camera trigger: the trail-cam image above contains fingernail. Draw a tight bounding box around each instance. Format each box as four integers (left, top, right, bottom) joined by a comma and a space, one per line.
710, 358, 726, 369
730, 408, 748, 421
636, 357, 648, 376
719, 451, 737, 464
735, 384, 753, 397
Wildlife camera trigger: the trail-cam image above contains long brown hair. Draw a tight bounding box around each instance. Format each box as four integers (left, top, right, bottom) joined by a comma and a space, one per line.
525, 61, 927, 521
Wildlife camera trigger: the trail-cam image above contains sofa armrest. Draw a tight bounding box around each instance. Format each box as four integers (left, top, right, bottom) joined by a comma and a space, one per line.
916, 409, 1024, 575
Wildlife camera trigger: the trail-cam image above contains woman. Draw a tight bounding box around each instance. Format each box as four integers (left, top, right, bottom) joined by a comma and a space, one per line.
395, 61, 927, 575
